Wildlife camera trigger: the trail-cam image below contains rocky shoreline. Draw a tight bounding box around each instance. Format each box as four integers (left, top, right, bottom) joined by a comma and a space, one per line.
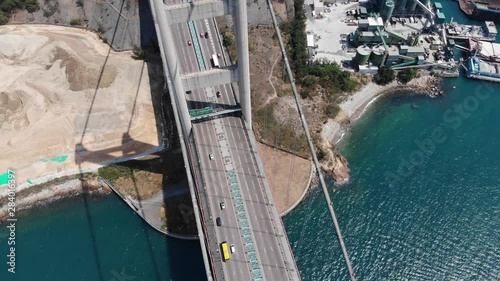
0, 73, 442, 219
320, 74, 442, 184
0, 173, 110, 221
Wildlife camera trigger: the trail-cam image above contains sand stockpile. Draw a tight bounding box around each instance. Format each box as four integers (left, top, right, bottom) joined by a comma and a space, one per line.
0, 25, 162, 191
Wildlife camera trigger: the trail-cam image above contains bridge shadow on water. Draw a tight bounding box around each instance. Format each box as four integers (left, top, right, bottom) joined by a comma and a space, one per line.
72, 0, 207, 280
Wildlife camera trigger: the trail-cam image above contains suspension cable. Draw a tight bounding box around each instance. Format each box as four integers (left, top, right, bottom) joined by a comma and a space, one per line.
266, 1, 357, 280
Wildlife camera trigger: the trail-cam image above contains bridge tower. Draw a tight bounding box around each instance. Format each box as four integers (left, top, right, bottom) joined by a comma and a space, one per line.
234, 1, 252, 126
152, 0, 252, 138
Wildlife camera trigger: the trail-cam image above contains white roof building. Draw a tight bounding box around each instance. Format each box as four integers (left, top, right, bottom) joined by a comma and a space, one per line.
313, 0, 324, 12
307, 34, 315, 48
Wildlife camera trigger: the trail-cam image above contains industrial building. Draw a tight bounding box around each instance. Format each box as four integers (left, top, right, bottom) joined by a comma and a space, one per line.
311, 0, 324, 13
378, 0, 432, 18
467, 55, 500, 82
350, 16, 407, 46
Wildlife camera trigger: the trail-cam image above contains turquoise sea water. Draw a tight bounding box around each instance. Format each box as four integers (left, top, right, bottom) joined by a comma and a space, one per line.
1, 2, 499, 281
283, 3, 500, 280
0, 193, 206, 281
284, 77, 500, 280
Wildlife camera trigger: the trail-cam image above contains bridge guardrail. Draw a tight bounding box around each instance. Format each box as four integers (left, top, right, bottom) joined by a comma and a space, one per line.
242, 121, 302, 281
187, 131, 223, 280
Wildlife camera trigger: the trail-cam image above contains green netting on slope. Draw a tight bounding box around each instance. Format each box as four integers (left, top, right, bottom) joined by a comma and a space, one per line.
0, 172, 9, 186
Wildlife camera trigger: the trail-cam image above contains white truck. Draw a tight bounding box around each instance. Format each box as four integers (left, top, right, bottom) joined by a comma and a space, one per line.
211, 54, 220, 68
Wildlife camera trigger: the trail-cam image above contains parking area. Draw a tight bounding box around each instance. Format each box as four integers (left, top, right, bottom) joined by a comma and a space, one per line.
304, 1, 363, 64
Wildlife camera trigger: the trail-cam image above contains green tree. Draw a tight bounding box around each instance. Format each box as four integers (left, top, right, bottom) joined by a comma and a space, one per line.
0, 0, 19, 13
24, 0, 38, 12
0, 11, 7, 25
373, 66, 395, 85
397, 68, 417, 84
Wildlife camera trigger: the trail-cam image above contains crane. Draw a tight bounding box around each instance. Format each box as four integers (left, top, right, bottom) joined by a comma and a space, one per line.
411, 0, 435, 18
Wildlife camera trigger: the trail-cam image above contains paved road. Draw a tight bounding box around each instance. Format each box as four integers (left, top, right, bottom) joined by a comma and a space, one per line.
165, 4, 299, 280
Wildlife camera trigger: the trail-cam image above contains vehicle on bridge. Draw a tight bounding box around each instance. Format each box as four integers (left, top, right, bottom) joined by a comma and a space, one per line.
221, 242, 230, 262
211, 54, 220, 68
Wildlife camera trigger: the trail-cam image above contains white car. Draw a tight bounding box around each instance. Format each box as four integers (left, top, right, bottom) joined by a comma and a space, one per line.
220, 202, 226, 210
230, 244, 235, 253
209, 153, 214, 160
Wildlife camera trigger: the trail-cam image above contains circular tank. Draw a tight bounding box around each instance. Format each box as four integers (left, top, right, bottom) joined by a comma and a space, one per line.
380, 0, 395, 22
355, 45, 371, 66
370, 45, 386, 66
406, 0, 417, 14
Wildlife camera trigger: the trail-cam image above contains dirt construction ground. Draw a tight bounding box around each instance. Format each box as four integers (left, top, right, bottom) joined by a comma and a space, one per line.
0, 25, 162, 190
257, 143, 312, 215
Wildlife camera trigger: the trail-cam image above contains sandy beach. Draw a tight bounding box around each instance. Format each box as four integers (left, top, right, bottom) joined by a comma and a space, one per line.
322, 75, 440, 146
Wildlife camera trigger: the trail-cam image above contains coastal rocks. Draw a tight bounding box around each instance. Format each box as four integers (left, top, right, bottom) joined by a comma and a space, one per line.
320, 143, 350, 184
0, 174, 110, 221
409, 75, 443, 97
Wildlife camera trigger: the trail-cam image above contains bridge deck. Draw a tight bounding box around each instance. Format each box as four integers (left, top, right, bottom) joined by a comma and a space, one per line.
153, 0, 302, 279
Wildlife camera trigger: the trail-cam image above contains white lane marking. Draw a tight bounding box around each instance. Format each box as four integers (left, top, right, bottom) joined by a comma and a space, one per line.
205, 18, 217, 53
176, 23, 197, 74
208, 18, 227, 67
229, 117, 292, 278
197, 123, 252, 279
208, 119, 254, 279
195, 20, 212, 70
173, 24, 188, 74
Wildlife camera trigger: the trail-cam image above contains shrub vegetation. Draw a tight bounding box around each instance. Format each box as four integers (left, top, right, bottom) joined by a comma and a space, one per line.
285, 0, 360, 96
397, 68, 417, 84
373, 66, 395, 85
132, 45, 145, 59
0, 0, 39, 24
69, 18, 82, 26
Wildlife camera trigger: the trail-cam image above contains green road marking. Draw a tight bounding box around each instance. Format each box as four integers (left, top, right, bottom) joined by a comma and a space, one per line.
188, 21, 206, 71
39, 159, 49, 163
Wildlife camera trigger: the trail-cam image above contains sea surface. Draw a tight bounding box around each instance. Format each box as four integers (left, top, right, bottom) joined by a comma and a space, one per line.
1, 1, 499, 281
0, 193, 206, 281
284, 78, 500, 280
283, 3, 500, 280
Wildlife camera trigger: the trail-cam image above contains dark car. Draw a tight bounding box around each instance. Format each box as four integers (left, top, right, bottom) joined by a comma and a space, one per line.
216, 91, 221, 98
216, 217, 222, 226
205, 32, 209, 38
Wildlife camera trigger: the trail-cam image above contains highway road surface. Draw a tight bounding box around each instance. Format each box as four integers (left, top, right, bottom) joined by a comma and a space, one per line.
165, 1, 300, 280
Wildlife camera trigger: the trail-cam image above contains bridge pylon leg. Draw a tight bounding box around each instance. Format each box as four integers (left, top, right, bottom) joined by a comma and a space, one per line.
234, 0, 252, 127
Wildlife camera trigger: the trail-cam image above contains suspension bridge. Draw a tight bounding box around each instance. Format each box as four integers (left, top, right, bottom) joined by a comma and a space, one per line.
148, 0, 356, 280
